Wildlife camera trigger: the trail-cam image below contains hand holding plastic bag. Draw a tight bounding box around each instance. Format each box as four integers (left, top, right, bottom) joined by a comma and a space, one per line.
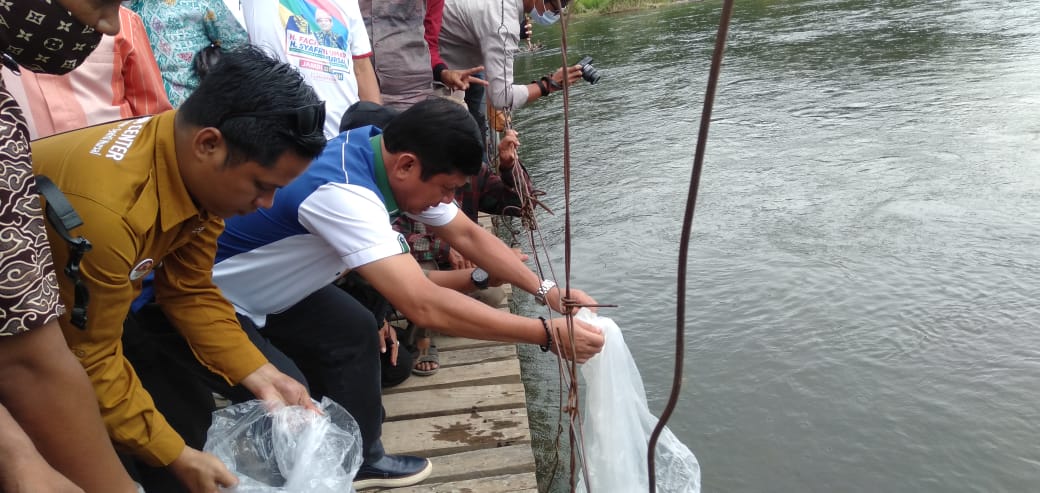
575, 309, 701, 493
203, 397, 363, 492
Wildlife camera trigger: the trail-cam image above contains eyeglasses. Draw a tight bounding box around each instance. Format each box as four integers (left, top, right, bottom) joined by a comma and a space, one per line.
216, 101, 326, 137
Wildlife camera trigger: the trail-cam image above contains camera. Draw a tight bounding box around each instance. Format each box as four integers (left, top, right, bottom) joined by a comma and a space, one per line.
577, 56, 601, 85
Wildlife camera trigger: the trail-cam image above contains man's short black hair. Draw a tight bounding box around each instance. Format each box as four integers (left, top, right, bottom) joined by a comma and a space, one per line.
381, 98, 482, 181
178, 46, 327, 168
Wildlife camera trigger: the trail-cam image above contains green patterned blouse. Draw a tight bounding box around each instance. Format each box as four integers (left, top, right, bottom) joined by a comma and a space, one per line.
128, 0, 249, 107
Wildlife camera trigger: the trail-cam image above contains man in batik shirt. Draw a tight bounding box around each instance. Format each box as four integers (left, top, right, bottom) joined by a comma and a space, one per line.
0, 2, 140, 492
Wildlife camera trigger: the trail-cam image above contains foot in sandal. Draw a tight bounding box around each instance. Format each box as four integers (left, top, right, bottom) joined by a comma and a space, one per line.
411, 336, 439, 376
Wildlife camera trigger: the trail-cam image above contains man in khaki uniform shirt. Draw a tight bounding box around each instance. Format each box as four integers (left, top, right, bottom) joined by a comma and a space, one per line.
32, 47, 327, 493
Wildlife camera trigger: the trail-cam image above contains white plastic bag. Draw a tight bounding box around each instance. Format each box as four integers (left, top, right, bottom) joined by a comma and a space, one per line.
204, 397, 363, 493
575, 309, 701, 493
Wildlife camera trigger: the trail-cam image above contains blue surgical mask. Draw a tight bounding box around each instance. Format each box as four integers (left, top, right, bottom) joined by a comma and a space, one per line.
529, 5, 560, 25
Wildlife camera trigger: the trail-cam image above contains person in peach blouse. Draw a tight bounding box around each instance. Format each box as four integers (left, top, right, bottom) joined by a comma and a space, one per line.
2, 7, 171, 140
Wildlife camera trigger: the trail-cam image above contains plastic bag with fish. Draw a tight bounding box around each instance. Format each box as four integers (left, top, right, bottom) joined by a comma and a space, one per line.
204, 397, 363, 492
576, 309, 701, 493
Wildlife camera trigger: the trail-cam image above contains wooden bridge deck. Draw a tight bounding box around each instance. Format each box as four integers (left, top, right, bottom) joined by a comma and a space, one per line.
364, 284, 541, 492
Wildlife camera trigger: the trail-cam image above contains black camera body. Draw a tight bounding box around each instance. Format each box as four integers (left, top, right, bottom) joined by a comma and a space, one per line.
577, 56, 601, 85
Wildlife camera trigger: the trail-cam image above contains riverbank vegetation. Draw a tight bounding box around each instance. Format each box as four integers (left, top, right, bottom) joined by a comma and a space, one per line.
570, 0, 679, 15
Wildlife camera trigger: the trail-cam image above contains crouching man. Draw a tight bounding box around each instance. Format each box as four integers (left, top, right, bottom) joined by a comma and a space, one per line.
31, 47, 327, 493
211, 98, 605, 489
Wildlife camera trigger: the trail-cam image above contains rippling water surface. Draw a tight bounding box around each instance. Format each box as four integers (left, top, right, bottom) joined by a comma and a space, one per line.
507, 1, 1040, 491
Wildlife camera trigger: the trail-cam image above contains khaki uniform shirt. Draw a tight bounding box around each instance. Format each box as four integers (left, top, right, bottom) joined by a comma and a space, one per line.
31, 110, 268, 466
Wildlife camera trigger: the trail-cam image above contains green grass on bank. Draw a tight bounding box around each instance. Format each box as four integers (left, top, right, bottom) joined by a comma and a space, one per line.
569, 0, 679, 15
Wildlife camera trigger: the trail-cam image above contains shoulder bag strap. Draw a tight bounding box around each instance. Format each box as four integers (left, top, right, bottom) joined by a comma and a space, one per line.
36, 175, 92, 330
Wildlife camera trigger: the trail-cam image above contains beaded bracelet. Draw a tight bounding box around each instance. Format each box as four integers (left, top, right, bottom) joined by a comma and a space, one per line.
538, 316, 552, 352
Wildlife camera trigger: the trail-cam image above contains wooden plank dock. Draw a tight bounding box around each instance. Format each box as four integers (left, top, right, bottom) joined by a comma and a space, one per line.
366, 283, 542, 492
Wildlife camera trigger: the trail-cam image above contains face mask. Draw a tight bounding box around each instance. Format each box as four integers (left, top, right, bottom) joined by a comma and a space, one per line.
529, 4, 560, 25
1, 0, 102, 75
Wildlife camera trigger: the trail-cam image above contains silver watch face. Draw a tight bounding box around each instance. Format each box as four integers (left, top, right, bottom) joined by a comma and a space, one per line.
537, 279, 556, 297
472, 268, 489, 286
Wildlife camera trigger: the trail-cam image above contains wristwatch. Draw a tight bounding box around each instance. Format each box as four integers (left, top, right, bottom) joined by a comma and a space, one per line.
471, 268, 489, 290
534, 279, 556, 305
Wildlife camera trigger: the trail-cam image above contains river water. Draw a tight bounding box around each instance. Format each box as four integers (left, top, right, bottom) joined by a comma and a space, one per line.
507, 1, 1040, 491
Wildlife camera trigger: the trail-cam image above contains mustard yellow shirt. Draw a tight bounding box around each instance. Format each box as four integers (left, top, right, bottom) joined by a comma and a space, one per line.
31, 110, 268, 466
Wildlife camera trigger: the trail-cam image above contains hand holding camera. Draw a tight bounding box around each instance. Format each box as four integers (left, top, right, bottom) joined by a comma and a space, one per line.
546, 55, 602, 91
576, 56, 601, 84
534, 55, 602, 98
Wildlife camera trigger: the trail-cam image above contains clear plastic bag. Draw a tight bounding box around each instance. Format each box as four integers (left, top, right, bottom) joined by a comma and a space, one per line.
204, 397, 363, 493
575, 309, 701, 493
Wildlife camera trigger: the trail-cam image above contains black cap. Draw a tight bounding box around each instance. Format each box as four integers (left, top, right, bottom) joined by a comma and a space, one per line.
339, 101, 401, 132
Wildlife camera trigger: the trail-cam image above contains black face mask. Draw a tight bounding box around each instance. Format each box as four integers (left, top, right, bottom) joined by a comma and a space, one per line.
0, 0, 104, 76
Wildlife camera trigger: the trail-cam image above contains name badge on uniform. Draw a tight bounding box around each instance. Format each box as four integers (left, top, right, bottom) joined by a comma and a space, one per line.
129, 258, 154, 281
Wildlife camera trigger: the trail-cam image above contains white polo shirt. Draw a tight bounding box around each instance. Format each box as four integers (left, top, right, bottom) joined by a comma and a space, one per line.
213, 126, 458, 327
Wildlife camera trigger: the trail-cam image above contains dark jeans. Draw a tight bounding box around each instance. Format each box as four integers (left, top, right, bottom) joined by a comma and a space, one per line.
465, 71, 488, 145
122, 285, 391, 491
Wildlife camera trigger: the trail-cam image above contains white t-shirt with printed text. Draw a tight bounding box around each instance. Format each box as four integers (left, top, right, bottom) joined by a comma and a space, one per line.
240, 0, 372, 137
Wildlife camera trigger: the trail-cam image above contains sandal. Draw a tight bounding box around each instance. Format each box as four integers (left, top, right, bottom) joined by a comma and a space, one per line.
412, 339, 439, 376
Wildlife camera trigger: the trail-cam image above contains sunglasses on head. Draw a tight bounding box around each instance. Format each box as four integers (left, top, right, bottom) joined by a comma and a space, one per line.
216, 101, 326, 137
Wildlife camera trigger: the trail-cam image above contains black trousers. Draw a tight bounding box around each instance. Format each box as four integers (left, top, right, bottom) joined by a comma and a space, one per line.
122, 284, 392, 492
121, 304, 307, 492
259, 284, 386, 464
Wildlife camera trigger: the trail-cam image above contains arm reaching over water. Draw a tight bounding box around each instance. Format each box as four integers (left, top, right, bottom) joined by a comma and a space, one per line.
429, 211, 598, 315
356, 254, 604, 362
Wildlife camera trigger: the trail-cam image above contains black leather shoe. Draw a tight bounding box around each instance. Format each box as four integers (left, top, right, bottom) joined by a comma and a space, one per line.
352, 454, 433, 489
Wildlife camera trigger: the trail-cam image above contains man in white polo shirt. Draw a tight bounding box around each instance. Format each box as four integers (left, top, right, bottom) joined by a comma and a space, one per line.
211, 98, 605, 489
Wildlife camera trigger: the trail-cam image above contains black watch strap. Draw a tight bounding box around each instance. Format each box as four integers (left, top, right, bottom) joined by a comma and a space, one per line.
471, 268, 489, 289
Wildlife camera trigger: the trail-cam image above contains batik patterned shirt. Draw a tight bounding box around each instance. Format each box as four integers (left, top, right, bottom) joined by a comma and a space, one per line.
0, 0, 103, 335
